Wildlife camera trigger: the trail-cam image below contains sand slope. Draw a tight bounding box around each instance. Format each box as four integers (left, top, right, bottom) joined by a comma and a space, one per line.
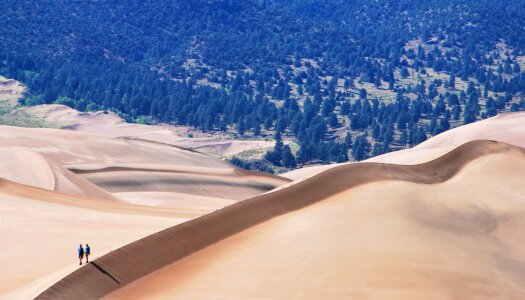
0, 76, 25, 103
0, 125, 289, 203
111, 147, 525, 299
368, 112, 525, 165
0, 124, 289, 297
284, 112, 525, 180
67, 164, 287, 201
33, 140, 525, 299
3, 92, 524, 299
18, 104, 280, 159
0, 178, 189, 295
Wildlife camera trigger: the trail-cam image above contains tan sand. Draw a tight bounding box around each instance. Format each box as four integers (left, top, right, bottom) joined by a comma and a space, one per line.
368, 112, 525, 165
34, 141, 525, 299
14, 104, 123, 127
191, 140, 276, 157
20, 104, 281, 158
68, 164, 288, 201
0, 76, 25, 104
115, 191, 235, 213
284, 112, 525, 180
111, 148, 525, 299
0, 125, 288, 202
282, 163, 336, 181
0, 179, 189, 295
0, 123, 289, 297
415, 112, 525, 150
0, 149, 55, 190
3, 79, 523, 299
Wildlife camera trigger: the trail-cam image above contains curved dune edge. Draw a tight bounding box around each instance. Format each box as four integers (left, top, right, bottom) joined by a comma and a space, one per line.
35, 140, 525, 299
66, 163, 290, 201
66, 163, 290, 182
282, 112, 525, 180
0, 178, 206, 219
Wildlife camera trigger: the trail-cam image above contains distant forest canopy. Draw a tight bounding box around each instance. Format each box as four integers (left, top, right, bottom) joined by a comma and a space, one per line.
1, 0, 524, 169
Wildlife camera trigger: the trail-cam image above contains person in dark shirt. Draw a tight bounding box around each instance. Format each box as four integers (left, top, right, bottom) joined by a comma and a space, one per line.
85, 244, 91, 263
77, 244, 84, 265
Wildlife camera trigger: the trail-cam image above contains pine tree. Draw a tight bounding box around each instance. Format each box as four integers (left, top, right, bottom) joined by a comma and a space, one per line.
352, 134, 370, 161
415, 127, 427, 144
328, 112, 338, 127
399, 130, 407, 146
448, 73, 456, 89
282, 145, 297, 168
340, 101, 350, 115
344, 133, 353, 150
400, 67, 410, 78
359, 88, 367, 99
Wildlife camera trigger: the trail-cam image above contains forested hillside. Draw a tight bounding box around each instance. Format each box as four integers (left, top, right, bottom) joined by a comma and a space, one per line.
1, 0, 524, 170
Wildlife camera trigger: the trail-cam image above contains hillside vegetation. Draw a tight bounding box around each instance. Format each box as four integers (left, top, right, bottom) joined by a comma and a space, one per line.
0, 0, 524, 170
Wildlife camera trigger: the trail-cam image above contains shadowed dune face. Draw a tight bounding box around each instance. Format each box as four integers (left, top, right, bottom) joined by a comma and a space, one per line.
79, 172, 280, 200
0, 125, 289, 202
0, 125, 289, 296
36, 141, 525, 299
68, 165, 288, 201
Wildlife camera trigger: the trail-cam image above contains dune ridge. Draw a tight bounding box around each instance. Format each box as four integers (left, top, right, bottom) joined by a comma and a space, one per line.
283, 112, 525, 180
0, 122, 291, 295
35, 140, 524, 299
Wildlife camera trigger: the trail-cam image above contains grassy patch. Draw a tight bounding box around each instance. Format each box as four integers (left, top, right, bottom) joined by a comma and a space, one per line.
0, 102, 63, 128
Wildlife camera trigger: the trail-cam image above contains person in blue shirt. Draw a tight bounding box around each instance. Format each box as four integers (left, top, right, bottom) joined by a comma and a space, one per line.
77, 244, 84, 265
85, 244, 91, 263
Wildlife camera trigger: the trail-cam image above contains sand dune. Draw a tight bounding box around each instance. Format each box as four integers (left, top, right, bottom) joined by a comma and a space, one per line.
0, 149, 55, 190
0, 178, 191, 295
368, 112, 525, 165
0, 125, 288, 202
415, 112, 525, 150
284, 112, 525, 180
114, 192, 235, 211
13, 104, 123, 128
18, 104, 281, 159
0, 124, 289, 297
0, 76, 25, 103
33, 140, 525, 299
68, 164, 288, 201
190, 140, 276, 157
111, 147, 525, 299
48, 161, 120, 201
3, 92, 524, 299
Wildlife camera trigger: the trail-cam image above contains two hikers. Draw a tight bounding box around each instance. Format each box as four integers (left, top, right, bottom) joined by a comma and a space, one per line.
77, 244, 91, 265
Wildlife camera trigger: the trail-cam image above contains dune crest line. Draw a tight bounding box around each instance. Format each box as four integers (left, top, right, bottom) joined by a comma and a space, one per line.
36, 140, 525, 299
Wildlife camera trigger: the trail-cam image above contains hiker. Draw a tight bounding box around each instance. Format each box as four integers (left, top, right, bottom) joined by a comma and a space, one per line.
85, 244, 91, 263
78, 244, 84, 265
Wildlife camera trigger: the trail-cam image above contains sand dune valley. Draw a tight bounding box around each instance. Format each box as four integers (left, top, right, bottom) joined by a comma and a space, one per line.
0, 106, 523, 299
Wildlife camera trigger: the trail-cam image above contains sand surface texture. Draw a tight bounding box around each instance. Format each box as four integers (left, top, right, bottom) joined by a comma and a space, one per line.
0, 125, 288, 297
3, 103, 525, 299
35, 140, 525, 299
